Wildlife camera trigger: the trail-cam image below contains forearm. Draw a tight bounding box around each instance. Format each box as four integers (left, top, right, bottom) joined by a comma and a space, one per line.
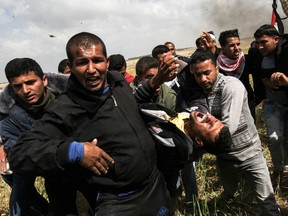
9, 120, 72, 176
221, 81, 245, 134
134, 80, 157, 103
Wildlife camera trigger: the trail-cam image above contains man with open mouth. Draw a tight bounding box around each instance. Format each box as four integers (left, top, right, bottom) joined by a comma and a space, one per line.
188, 49, 282, 216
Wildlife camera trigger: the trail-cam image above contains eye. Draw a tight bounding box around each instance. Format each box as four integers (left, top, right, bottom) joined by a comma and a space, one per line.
25, 80, 36, 85
12, 84, 22, 90
75, 59, 88, 66
92, 58, 104, 64
145, 74, 155, 79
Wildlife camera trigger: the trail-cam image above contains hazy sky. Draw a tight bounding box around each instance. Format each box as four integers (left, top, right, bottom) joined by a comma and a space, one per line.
0, 0, 286, 83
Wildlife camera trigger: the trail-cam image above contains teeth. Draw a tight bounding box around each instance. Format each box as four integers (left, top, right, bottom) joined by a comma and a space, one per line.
87, 77, 99, 81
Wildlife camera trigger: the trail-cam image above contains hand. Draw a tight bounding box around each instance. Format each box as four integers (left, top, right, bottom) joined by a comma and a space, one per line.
149, 52, 178, 89
80, 139, 114, 175
0, 145, 8, 174
262, 78, 279, 92
199, 31, 216, 54
270, 72, 288, 87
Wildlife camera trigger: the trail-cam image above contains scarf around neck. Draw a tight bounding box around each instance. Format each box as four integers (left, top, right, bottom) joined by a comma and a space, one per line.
17, 89, 55, 115
217, 50, 245, 79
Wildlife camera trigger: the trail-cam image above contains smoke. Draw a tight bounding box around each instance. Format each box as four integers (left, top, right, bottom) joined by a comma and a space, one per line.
198, 0, 288, 39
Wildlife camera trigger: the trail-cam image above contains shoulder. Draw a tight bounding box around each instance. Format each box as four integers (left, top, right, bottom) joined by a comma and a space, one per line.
46, 72, 69, 95
161, 84, 176, 95
218, 74, 245, 91
107, 70, 125, 83
46, 94, 77, 112
177, 55, 190, 63
1, 104, 32, 132
0, 85, 17, 115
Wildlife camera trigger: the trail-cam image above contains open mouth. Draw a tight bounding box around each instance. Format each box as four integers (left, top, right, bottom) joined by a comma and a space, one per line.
195, 112, 209, 123
86, 76, 101, 85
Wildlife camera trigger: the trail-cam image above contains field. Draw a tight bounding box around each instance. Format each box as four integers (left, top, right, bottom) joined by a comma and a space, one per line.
1, 39, 288, 215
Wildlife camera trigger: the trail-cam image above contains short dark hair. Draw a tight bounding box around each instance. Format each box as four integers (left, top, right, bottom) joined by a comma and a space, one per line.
202, 126, 232, 155
218, 29, 239, 47
151, 45, 170, 58
135, 56, 159, 76
58, 59, 69, 73
66, 32, 107, 62
253, 24, 279, 38
108, 54, 126, 71
190, 50, 216, 66
5, 58, 44, 82
164, 41, 175, 47
195, 37, 203, 47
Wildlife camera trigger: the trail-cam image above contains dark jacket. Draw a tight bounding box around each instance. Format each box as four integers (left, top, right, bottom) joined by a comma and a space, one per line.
9, 71, 158, 193
176, 66, 209, 113
249, 36, 288, 104
0, 73, 68, 158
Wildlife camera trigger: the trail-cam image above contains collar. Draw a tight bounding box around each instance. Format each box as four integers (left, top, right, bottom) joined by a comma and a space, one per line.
66, 71, 125, 113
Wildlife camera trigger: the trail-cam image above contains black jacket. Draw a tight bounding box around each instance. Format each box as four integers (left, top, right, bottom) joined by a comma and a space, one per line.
9, 71, 158, 193
0, 73, 68, 157
249, 36, 288, 104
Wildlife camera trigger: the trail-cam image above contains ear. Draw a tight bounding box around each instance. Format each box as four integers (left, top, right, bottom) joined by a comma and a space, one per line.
42, 75, 48, 88
274, 35, 279, 43
194, 137, 204, 147
215, 65, 219, 75
67, 61, 72, 72
189, 64, 194, 74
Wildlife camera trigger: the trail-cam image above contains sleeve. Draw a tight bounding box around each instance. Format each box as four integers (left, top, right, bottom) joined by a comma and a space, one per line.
1, 116, 22, 158
133, 79, 157, 103
8, 112, 73, 177
221, 79, 246, 134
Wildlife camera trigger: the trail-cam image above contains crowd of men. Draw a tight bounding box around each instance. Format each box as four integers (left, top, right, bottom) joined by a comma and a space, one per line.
0, 23, 287, 216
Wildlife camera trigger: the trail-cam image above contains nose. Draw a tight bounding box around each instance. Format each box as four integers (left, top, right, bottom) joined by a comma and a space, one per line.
22, 84, 30, 94
235, 44, 240, 51
199, 75, 207, 83
256, 43, 263, 50
86, 61, 96, 73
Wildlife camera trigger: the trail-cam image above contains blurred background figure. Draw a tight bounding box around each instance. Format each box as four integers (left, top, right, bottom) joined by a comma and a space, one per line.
164, 41, 190, 63
108, 54, 134, 84
195, 31, 221, 57
58, 59, 71, 74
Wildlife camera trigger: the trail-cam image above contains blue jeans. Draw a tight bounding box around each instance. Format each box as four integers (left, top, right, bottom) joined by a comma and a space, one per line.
263, 101, 288, 172
2, 173, 50, 216
216, 152, 281, 216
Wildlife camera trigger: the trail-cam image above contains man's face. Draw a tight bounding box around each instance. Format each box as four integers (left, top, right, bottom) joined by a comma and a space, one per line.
119, 65, 126, 76
166, 44, 176, 55
10, 71, 47, 105
138, 67, 161, 93
138, 67, 158, 82
255, 35, 279, 57
69, 43, 108, 92
62, 66, 71, 74
184, 111, 224, 146
197, 41, 207, 51
222, 37, 241, 59
191, 59, 218, 90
